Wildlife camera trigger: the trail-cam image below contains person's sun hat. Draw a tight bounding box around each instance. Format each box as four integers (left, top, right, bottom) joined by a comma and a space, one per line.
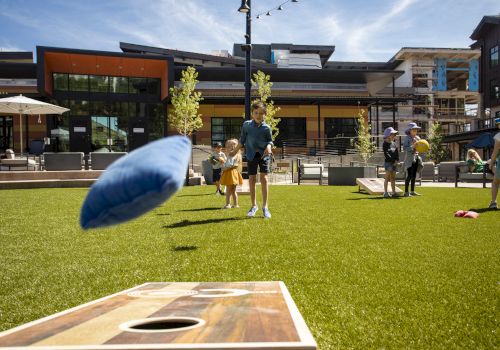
405, 122, 421, 135
383, 127, 398, 138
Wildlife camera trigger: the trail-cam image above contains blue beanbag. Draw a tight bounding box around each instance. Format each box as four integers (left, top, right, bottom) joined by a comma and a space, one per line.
80, 136, 191, 229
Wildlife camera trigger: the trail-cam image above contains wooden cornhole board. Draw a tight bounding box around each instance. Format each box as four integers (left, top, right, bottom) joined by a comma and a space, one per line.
356, 178, 403, 195
236, 179, 250, 195
0, 282, 316, 350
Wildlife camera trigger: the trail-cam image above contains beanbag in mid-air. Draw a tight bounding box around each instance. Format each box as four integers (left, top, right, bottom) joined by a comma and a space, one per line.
80, 136, 191, 229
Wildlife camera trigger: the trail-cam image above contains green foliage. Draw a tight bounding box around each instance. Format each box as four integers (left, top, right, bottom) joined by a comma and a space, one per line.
353, 109, 376, 165
169, 66, 204, 136
428, 122, 448, 163
0, 186, 498, 349
252, 70, 281, 140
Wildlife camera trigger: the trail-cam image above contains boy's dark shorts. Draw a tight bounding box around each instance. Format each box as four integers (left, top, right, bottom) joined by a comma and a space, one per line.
248, 153, 271, 175
213, 168, 222, 182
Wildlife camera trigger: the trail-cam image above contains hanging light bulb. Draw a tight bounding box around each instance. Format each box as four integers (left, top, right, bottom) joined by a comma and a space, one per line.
256, 15, 261, 19
266, 11, 271, 16
278, 5, 283, 10
238, 0, 250, 13
292, 0, 298, 2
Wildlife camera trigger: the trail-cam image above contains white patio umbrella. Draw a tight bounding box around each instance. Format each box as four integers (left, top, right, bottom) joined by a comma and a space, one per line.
0, 94, 69, 153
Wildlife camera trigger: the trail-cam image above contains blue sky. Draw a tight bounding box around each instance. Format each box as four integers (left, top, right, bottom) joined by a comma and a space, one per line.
0, 0, 498, 62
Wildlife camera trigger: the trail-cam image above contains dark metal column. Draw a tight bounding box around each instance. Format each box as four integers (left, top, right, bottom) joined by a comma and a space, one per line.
244, 0, 252, 120
392, 76, 396, 127
376, 101, 379, 147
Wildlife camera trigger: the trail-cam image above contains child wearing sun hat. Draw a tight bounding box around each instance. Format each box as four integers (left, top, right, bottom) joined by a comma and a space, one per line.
403, 122, 423, 197
382, 127, 399, 198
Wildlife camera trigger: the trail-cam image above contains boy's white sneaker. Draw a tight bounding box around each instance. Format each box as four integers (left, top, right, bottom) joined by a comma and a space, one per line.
383, 192, 391, 198
263, 207, 272, 219
247, 206, 258, 217
488, 201, 498, 209
223, 204, 231, 209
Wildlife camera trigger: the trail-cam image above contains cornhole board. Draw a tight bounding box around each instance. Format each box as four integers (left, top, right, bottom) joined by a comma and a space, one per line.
0, 282, 316, 350
236, 179, 250, 195
356, 178, 403, 195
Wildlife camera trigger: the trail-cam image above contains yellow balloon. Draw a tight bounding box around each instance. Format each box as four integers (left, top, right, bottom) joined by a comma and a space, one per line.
415, 139, 430, 153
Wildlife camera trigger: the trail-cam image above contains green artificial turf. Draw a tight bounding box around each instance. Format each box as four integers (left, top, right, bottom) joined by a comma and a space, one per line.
0, 186, 498, 349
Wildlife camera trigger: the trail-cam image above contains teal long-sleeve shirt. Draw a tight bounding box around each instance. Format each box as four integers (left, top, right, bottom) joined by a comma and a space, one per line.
239, 120, 273, 161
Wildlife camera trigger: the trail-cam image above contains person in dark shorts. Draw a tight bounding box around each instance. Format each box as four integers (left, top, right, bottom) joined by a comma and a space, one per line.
230, 101, 273, 218
210, 142, 226, 195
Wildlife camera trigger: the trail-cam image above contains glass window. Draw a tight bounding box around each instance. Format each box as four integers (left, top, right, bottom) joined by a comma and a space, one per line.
490, 79, 500, 99
129, 77, 148, 94
274, 118, 306, 147
53, 73, 68, 91
490, 46, 498, 68
89, 75, 109, 93
69, 74, 89, 91
147, 104, 164, 140
69, 100, 89, 116
110, 76, 129, 93
90, 101, 109, 115
0, 116, 13, 151
211, 117, 243, 144
147, 78, 161, 96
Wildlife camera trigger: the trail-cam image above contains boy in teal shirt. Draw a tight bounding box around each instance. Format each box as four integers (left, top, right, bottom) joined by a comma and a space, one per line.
231, 101, 273, 218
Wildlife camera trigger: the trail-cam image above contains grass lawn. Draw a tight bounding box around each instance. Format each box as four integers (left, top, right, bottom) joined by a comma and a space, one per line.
0, 185, 498, 349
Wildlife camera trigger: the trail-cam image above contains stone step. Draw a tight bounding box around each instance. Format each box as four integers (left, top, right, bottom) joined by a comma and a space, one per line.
0, 179, 96, 189
0, 170, 103, 181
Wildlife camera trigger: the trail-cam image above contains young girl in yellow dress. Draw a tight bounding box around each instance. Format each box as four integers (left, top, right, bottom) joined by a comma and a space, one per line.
220, 139, 244, 209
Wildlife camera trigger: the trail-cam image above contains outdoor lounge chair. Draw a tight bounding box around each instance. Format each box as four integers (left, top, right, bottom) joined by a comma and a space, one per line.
43, 152, 84, 171
455, 163, 493, 188
437, 161, 465, 182
89, 152, 127, 170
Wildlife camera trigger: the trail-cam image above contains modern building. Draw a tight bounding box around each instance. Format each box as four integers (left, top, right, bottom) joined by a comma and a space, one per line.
0, 39, 485, 161
441, 15, 500, 160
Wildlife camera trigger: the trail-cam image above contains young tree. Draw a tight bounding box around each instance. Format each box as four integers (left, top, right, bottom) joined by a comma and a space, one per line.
169, 66, 204, 136
428, 122, 448, 164
252, 70, 281, 140
353, 109, 376, 165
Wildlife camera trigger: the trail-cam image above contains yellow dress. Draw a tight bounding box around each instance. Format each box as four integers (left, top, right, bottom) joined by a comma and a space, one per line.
220, 156, 243, 186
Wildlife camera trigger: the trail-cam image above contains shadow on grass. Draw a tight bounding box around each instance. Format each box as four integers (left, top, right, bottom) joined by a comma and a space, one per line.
156, 213, 171, 216
347, 197, 402, 200
177, 193, 213, 197
468, 207, 498, 213
178, 207, 221, 212
163, 217, 245, 229
171, 245, 198, 252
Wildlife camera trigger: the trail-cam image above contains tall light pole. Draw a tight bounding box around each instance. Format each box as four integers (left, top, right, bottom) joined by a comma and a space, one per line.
238, 0, 252, 120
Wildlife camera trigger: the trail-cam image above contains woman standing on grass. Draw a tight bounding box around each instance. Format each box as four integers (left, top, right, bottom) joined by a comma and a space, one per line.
487, 117, 500, 209
403, 122, 423, 197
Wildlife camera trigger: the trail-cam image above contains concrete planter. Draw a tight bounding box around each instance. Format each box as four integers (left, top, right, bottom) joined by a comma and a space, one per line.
328, 166, 377, 186
201, 160, 213, 185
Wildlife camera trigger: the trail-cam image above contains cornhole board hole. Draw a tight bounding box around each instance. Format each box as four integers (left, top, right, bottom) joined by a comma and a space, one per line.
0, 281, 316, 350
356, 178, 403, 195
236, 179, 250, 195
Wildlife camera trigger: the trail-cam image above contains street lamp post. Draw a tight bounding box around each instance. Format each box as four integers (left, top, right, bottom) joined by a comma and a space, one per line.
238, 0, 252, 120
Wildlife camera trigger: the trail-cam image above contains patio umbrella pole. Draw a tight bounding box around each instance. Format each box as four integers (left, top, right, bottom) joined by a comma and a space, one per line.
19, 112, 23, 154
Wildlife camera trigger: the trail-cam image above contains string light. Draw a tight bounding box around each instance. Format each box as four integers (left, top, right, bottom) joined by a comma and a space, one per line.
253, 0, 299, 20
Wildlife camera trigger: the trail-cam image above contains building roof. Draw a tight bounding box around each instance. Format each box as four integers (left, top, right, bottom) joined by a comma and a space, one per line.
0, 62, 37, 79
233, 43, 335, 66
389, 47, 480, 61
470, 15, 500, 40
120, 42, 276, 69
175, 66, 403, 95
0, 52, 33, 62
